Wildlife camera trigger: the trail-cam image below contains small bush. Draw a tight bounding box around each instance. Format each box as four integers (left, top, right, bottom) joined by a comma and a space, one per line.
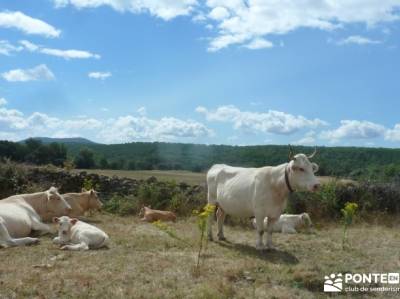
103, 195, 139, 216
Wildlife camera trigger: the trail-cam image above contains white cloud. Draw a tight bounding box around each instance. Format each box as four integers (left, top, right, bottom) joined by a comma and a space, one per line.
337, 35, 382, 45
196, 105, 327, 135
209, 6, 229, 20
40, 48, 100, 59
99, 115, 213, 143
51, 0, 400, 51
0, 103, 212, 143
19, 40, 39, 51
320, 120, 386, 141
88, 72, 111, 80
203, 0, 400, 51
137, 106, 147, 116
244, 38, 274, 50
385, 124, 400, 142
0, 40, 23, 55
0, 11, 60, 38
0, 98, 7, 106
1, 64, 55, 82
293, 131, 316, 145
19, 40, 100, 60
52, 0, 198, 21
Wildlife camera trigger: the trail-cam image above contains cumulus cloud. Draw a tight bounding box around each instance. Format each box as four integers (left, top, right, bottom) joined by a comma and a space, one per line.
385, 124, 400, 142
88, 72, 112, 80
50, 1, 400, 51
0, 103, 212, 143
293, 131, 317, 145
337, 35, 382, 45
204, 0, 400, 51
196, 105, 327, 135
243, 38, 274, 50
208, 6, 229, 20
0, 98, 7, 106
19, 40, 100, 60
52, 0, 197, 21
99, 115, 213, 143
320, 120, 386, 142
0, 40, 23, 55
1, 64, 55, 82
0, 11, 60, 38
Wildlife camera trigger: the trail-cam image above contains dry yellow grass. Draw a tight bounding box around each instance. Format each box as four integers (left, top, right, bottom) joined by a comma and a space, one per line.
1, 214, 399, 299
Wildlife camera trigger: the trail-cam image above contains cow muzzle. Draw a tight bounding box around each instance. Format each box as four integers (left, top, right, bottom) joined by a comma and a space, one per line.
311, 183, 320, 192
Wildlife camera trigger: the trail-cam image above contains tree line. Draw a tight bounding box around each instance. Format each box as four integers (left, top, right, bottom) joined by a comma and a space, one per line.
2, 139, 400, 181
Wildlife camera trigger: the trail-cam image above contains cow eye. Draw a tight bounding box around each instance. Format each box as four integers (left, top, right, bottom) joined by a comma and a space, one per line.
299, 168, 305, 172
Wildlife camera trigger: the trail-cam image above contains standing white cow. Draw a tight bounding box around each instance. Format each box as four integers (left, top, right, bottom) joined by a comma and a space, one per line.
0, 187, 72, 248
52, 216, 109, 251
207, 147, 320, 250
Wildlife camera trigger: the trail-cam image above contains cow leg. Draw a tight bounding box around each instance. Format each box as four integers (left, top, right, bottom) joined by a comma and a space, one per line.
0, 220, 39, 247
31, 218, 53, 235
254, 213, 266, 250
61, 242, 89, 251
216, 207, 226, 241
266, 217, 278, 249
207, 211, 214, 241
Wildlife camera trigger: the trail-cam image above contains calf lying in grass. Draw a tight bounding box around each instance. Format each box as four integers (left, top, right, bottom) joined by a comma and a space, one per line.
252, 213, 313, 234
139, 206, 177, 222
52, 216, 109, 251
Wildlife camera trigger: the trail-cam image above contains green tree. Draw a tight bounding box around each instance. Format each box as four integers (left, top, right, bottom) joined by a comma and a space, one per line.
74, 148, 96, 169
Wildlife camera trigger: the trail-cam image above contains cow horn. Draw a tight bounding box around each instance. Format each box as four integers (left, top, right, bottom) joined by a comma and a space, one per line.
288, 144, 295, 161
308, 147, 317, 159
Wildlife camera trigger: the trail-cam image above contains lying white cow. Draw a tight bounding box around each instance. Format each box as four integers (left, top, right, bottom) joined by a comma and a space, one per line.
0, 187, 72, 248
53, 216, 109, 251
252, 213, 313, 234
63, 188, 103, 217
207, 146, 320, 250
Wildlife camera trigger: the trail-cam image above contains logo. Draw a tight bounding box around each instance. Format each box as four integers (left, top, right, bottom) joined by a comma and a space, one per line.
324, 273, 343, 292
388, 273, 400, 284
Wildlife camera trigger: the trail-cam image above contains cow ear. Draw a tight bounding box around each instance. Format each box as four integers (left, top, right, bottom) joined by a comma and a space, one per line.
312, 163, 319, 173
70, 218, 78, 225
53, 217, 60, 223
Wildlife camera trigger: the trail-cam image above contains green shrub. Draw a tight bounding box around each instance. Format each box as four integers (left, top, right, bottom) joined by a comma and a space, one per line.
103, 195, 139, 216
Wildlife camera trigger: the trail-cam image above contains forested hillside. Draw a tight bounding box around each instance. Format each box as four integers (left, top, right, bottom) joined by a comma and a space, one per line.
2, 138, 400, 181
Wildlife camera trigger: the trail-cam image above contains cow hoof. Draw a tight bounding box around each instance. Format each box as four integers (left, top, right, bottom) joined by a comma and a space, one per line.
255, 244, 266, 251
207, 235, 214, 242
32, 238, 40, 244
217, 235, 226, 241
266, 244, 276, 251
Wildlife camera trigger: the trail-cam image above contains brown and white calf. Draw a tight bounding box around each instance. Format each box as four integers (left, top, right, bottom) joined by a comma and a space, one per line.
139, 206, 176, 222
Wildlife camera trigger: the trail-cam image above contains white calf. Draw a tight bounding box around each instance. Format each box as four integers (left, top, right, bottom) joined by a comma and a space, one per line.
53, 216, 109, 251
252, 213, 313, 234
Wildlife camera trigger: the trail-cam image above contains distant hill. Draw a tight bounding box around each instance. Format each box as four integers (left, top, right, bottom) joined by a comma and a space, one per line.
20, 137, 97, 145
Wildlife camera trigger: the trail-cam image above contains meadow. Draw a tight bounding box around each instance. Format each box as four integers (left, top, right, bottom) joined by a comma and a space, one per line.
1, 213, 399, 299
75, 168, 354, 187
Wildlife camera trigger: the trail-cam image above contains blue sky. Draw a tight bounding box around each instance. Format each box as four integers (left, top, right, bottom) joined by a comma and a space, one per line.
0, 0, 400, 146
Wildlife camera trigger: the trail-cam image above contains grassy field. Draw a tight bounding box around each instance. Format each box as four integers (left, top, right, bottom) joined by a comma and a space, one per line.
75, 169, 355, 187
1, 214, 398, 298
75, 169, 207, 186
